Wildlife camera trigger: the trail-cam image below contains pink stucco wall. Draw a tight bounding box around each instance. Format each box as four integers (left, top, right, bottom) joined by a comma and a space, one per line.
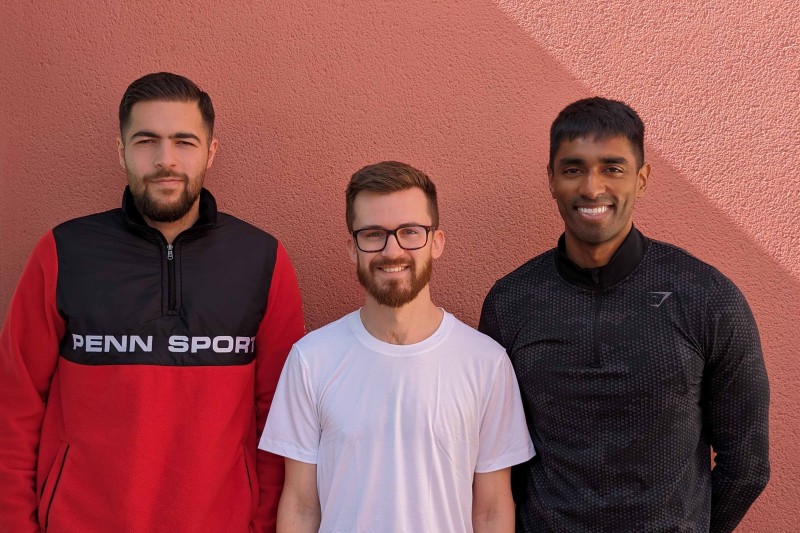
1, 1, 797, 529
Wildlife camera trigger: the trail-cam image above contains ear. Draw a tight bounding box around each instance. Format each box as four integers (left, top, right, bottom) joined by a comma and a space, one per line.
547, 164, 555, 198
430, 228, 445, 260
347, 235, 358, 264
116, 136, 126, 170
206, 138, 219, 170
636, 162, 650, 198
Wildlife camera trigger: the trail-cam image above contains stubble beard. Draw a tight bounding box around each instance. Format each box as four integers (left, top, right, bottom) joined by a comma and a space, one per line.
129, 168, 203, 223
357, 255, 433, 308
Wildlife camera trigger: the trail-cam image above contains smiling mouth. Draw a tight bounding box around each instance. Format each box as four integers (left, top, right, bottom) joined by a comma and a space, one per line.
380, 266, 409, 273
576, 206, 611, 215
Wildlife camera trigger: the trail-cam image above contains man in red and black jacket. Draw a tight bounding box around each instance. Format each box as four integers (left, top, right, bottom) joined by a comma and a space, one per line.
0, 72, 304, 532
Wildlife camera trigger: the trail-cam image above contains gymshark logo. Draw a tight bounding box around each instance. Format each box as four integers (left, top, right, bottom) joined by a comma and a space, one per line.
648, 292, 672, 308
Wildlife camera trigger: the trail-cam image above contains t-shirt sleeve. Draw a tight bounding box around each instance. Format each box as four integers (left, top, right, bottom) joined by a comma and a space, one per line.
475, 354, 535, 473
258, 345, 320, 464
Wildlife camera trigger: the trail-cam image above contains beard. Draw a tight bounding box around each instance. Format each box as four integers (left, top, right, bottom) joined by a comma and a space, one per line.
357, 255, 433, 308
129, 168, 203, 223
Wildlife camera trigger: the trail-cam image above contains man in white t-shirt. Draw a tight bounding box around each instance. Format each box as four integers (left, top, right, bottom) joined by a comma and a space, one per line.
260, 161, 534, 532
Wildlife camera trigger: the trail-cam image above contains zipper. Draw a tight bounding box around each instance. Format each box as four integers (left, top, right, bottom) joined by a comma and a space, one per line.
167, 244, 176, 311
591, 269, 602, 366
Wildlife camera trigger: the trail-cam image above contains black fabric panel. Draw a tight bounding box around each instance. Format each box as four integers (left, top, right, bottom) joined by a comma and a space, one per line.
480, 233, 769, 532
53, 190, 277, 367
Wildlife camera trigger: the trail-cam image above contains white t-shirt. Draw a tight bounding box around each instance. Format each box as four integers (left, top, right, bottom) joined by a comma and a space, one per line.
260, 310, 534, 532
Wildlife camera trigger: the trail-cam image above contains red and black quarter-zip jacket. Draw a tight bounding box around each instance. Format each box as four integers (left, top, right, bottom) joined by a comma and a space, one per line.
0, 187, 304, 532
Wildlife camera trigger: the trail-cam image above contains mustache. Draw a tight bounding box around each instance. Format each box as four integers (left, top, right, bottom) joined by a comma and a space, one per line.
371, 258, 413, 269
143, 169, 189, 181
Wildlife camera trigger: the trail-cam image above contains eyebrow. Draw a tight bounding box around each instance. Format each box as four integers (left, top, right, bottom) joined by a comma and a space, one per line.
129, 130, 202, 142
354, 223, 428, 231
557, 156, 630, 166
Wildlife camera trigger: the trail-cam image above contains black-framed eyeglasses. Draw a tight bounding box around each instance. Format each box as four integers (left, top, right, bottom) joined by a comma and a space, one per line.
352, 225, 435, 252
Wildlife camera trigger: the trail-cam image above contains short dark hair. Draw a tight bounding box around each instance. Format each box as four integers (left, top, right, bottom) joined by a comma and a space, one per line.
118, 72, 215, 139
346, 161, 439, 231
549, 97, 645, 169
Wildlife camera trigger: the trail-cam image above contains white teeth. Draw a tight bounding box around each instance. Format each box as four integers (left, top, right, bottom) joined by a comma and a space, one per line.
577, 206, 609, 215
381, 267, 407, 273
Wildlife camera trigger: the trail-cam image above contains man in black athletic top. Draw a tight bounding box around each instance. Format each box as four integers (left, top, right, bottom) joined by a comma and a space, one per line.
479, 97, 769, 532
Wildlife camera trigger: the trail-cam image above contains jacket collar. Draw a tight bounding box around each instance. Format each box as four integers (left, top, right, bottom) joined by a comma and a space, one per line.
121, 186, 218, 238
555, 225, 649, 290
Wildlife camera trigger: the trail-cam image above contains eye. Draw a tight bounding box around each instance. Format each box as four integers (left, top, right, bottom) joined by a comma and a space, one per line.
363, 230, 386, 240
176, 140, 197, 146
399, 227, 422, 236
605, 166, 624, 173
135, 139, 156, 145
562, 167, 581, 175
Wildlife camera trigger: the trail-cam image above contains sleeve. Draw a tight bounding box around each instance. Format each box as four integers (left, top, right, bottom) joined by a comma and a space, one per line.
0, 232, 65, 533
252, 241, 305, 533
702, 274, 770, 533
258, 346, 321, 464
475, 354, 535, 473
478, 286, 504, 346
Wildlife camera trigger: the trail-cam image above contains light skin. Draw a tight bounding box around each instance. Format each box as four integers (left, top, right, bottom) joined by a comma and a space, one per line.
277, 187, 515, 532
348, 187, 445, 345
117, 100, 218, 244
548, 135, 649, 268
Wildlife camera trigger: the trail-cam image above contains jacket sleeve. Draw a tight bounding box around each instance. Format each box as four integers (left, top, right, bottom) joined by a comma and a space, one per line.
702, 274, 770, 533
478, 285, 504, 346
251, 241, 305, 533
0, 232, 65, 533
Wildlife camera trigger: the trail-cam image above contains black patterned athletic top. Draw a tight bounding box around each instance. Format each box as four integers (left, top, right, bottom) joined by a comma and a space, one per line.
479, 227, 769, 533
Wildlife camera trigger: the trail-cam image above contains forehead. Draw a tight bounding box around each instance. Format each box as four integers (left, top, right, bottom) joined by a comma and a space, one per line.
352, 188, 432, 228
553, 135, 638, 163
123, 100, 207, 140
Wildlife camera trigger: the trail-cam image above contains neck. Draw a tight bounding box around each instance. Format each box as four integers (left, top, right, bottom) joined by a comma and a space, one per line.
564, 224, 632, 269
144, 203, 200, 244
360, 286, 443, 345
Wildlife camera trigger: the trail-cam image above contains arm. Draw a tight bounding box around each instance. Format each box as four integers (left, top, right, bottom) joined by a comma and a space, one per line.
473, 468, 514, 533
478, 287, 503, 345
277, 458, 320, 533
253, 242, 305, 532
0, 232, 64, 532
703, 275, 770, 533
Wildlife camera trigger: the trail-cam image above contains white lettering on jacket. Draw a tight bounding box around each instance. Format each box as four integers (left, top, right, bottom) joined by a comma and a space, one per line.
71, 334, 253, 354
168, 335, 256, 354
72, 334, 153, 352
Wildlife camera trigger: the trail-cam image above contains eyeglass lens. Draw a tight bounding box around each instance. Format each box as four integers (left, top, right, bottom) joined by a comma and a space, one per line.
356, 226, 429, 251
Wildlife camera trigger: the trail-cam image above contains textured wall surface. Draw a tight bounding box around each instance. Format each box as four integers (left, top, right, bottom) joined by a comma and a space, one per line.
1, 1, 798, 529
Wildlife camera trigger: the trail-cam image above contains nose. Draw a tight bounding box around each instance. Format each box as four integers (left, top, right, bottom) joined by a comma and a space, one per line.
155, 143, 178, 169
578, 168, 605, 199
381, 232, 405, 257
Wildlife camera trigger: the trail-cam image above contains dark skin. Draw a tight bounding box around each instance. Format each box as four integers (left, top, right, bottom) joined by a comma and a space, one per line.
548, 135, 649, 268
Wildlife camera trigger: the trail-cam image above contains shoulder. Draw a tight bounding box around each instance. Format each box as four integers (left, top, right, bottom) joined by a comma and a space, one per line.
294, 313, 356, 355
489, 249, 557, 295
641, 239, 752, 317
644, 239, 739, 290
215, 212, 279, 247
51, 209, 129, 252
644, 239, 714, 271
53, 209, 122, 235
444, 314, 510, 364
483, 249, 559, 318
